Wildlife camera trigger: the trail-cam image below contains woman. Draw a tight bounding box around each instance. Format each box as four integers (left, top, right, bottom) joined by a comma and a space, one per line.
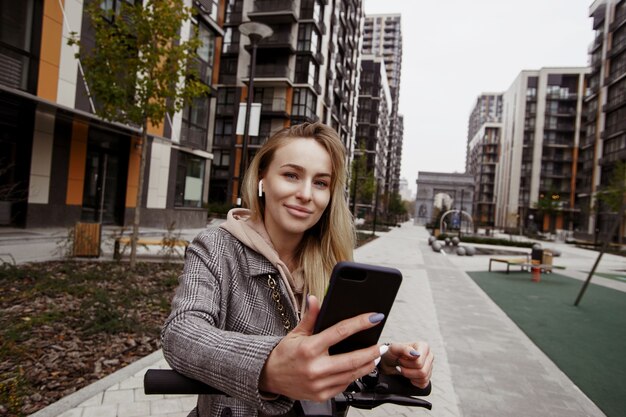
162, 122, 433, 416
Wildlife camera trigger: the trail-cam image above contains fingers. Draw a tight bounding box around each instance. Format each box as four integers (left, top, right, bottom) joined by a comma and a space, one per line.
310, 311, 385, 353
389, 342, 434, 389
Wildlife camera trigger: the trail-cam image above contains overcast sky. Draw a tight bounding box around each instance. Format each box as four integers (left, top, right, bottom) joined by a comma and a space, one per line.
362, 0, 595, 194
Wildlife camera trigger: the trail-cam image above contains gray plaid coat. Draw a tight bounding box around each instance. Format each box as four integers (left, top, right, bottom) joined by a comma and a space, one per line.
161, 227, 300, 416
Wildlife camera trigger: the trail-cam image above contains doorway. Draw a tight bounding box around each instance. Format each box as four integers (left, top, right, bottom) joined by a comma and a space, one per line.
81, 128, 128, 225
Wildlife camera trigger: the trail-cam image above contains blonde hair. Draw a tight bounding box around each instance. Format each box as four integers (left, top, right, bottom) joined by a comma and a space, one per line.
241, 122, 355, 300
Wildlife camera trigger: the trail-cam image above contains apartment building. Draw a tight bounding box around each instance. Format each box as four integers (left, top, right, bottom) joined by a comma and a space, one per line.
494, 68, 588, 234
466, 94, 502, 231
362, 13, 403, 197
0, 0, 222, 228
356, 56, 391, 182
580, 0, 626, 242
209, 0, 365, 206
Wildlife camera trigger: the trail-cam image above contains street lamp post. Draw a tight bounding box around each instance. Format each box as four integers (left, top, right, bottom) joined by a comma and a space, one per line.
236, 21, 273, 206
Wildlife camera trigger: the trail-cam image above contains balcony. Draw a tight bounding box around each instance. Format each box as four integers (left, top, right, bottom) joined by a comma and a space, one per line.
195, 0, 219, 22
248, 0, 298, 23
260, 97, 289, 118
243, 64, 294, 86
610, 10, 626, 32
181, 124, 208, 150
253, 30, 295, 53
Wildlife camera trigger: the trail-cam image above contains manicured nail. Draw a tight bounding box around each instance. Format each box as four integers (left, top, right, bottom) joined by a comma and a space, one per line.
395, 366, 402, 374
369, 313, 385, 323
379, 345, 389, 356
410, 350, 421, 357
374, 357, 381, 366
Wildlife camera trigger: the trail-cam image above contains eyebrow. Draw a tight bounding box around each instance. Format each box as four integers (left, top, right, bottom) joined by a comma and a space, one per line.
280, 163, 331, 178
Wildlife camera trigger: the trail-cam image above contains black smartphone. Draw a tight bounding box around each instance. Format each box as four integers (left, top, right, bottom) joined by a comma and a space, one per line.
313, 261, 402, 355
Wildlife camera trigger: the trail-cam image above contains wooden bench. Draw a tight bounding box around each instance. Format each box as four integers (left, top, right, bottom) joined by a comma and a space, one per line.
489, 257, 530, 273
489, 257, 565, 274
113, 236, 189, 260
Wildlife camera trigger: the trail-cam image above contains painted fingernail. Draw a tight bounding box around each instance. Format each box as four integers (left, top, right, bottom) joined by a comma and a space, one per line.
410, 350, 421, 357
369, 313, 385, 323
374, 357, 381, 366
395, 366, 402, 374
379, 345, 389, 356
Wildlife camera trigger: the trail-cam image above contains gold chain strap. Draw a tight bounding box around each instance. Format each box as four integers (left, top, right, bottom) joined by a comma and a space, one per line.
267, 274, 292, 331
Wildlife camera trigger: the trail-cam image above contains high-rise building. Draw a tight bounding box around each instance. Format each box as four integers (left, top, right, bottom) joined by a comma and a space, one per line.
210, 0, 365, 206
494, 68, 588, 234
580, 0, 626, 242
362, 13, 403, 197
467, 94, 502, 231
356, 56, 391, 182
0, 0, 222, 228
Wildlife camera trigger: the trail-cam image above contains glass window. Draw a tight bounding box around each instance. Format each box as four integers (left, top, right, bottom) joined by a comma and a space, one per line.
175, 152, 205, 208
292, 88, 317, 120
222, 27, 240, 54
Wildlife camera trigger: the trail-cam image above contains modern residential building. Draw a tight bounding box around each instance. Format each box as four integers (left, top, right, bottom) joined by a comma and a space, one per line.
354, 55, 391, 216
580, 0, 626, 242
494, 67, 588, 235
466, 93, 502, 231
0, 0, 222, 228
362, 13, 403, 197
209, 0, 365, 206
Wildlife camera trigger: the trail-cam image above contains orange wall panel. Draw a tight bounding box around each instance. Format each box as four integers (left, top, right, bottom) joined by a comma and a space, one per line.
37, 0, 64, 101
66, 120, 89, 205
126, 136, 142, 208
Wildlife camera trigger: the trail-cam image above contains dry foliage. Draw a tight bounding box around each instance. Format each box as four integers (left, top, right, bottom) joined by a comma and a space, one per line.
0, 261, 182, 416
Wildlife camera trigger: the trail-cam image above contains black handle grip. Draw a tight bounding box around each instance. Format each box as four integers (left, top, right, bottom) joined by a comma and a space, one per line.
144, 369, 225, 395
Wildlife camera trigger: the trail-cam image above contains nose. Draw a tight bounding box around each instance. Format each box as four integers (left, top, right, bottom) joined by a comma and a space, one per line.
296, 181, 313, 202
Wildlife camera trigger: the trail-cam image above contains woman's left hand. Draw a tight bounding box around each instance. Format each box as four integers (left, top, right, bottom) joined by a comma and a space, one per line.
379, 342, 434, 389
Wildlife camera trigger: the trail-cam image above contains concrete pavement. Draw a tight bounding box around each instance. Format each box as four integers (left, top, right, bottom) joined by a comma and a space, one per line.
12, 222, 624, 416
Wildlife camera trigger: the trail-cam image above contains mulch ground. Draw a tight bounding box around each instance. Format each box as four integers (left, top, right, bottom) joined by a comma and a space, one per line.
0, 261, 182, 416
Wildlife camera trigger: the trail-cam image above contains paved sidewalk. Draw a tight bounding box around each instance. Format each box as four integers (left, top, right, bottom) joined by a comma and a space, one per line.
23, 223, 625, 416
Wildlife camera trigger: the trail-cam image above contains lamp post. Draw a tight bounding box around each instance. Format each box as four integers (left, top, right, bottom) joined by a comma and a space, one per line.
236, 21, 273, 206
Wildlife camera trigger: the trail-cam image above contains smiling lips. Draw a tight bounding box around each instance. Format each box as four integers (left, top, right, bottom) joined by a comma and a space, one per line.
284, 204, 313, 218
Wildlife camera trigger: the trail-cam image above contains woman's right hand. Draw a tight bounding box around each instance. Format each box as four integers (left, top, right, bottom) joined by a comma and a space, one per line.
258, 295, 387, 402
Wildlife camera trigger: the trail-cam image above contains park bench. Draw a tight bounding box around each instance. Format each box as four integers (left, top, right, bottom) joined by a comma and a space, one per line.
113, 236, 189, 260
488, 253, 565, 274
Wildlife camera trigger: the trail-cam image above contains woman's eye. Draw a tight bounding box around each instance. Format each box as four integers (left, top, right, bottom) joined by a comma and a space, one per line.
314, 180, 329, 188
284, 172, 298, 180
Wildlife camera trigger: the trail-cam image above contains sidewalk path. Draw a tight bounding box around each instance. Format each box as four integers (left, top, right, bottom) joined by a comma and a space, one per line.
27, 223, 622, 416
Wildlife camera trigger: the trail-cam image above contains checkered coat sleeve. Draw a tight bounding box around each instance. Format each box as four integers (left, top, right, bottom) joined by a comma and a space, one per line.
161, 227, 300, 417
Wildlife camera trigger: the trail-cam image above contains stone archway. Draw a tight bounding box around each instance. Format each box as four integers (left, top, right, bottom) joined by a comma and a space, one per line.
414, 171, 474, 226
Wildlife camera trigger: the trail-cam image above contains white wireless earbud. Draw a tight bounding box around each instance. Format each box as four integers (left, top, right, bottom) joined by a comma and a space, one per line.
258, 179, 263, 197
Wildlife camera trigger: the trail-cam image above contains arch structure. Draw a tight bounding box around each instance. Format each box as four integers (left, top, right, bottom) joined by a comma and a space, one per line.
439, 210, 474, 233
414, 171, 474, 226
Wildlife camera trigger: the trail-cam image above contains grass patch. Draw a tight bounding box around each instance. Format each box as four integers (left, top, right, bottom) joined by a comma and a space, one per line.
468, 270, 626, 417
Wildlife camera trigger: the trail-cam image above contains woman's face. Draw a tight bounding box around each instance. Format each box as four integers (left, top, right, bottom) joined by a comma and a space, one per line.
262, 137, 332, 241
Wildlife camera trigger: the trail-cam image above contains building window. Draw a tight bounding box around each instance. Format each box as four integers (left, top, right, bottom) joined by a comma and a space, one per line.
214, 117, 233, 146
175, 152, 205, 208
216, 87, 236, 115
292, 88, 317, 120
182, 94, 209, 149
224, 0, 243, 24
222, 27, 240, 54
0, 0, 40, 92
297, 24, 319, 55
295, 56, 318, 85
100, 0, 136, 22
195, 19, 216, 85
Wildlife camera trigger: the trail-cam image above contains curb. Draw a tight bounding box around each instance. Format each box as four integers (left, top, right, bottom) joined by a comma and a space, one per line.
29, 350, 165, 417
